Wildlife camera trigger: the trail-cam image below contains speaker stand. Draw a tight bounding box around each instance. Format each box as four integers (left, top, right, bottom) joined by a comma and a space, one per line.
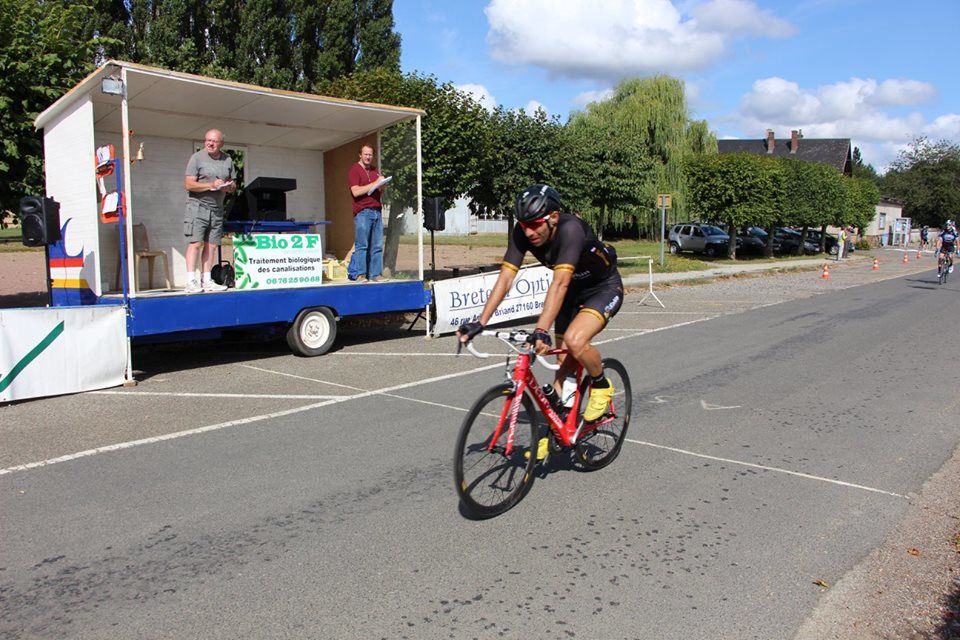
44, 244, 53, 308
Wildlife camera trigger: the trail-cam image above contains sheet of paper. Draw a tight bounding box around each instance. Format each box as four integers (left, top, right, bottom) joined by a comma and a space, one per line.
366, 175, 392, 195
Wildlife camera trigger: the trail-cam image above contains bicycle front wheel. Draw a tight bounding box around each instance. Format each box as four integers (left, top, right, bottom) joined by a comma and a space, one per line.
454, 383, 539, 517
575, 358, 632, 470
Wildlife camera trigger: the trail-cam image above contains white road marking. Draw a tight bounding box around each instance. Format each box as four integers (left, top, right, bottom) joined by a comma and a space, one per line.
648, 395, 676, 404
91, 391, 342, 400
700, 399, 742, 410
626, 438, 904, 498
619, 310, 716, 315
0, 360, 505, 476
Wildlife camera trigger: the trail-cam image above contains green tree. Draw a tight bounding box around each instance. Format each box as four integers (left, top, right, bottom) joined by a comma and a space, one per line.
572, 76, 716, 236
564, 116, 653, 238
685, 153, 784, 258
881, 137, 960, 227
0, 0, 97, 214
841, 177, 880, 232
466, 107, 571, 229
320, 69, 488, 272
779, 158, 846, 254
851, 146, 880, 184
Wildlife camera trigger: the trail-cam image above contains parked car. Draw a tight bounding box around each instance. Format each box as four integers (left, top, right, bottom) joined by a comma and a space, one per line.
804, 229, 839, 256
668, 223, 730, 257
774, 227, 818, 255
744, 226, 776, 253
736, 228, 767, 255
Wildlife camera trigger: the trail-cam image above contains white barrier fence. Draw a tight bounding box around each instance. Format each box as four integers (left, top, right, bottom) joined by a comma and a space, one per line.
0, 306, 127, 402
431, 266, 552, 336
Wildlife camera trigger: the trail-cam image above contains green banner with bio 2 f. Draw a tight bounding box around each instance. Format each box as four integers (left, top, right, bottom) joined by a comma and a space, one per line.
233, 233, 324, 290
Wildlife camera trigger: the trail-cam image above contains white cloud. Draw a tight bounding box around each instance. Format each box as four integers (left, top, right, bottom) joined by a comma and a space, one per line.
690, 0, 794, 37
456, 83, 498, 111
484, 0, 793, 79
573, 88, 615, 106
524, 100, 549, 117
730, 75, 956, 170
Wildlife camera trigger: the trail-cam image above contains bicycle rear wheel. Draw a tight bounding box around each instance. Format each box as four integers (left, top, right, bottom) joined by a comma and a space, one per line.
575, 358, 632, 470
454, 383, 539, 517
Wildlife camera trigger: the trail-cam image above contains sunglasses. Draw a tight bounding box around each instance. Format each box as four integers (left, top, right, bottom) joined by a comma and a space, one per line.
519, 217, 548, 230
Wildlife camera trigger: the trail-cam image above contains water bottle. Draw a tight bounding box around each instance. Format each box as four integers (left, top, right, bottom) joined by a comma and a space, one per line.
542, 384, 563, 412
561, 376, 577, 408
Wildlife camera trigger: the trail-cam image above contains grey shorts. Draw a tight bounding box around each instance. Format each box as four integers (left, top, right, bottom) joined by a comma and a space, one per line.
184, 203, 223, 244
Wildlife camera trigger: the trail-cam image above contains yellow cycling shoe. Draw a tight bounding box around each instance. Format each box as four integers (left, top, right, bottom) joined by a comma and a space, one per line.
583, 379, 614, 422
524, 437, 550, 461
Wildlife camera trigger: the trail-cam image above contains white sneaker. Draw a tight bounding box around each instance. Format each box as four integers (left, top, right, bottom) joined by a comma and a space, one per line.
950, 266, 954, 274
184, 281, 202, 294
202, 280, 227, 292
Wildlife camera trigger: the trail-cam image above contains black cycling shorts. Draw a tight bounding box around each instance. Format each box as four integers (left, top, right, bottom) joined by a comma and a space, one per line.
555, 278, 624, 336
940, 245, 955, 255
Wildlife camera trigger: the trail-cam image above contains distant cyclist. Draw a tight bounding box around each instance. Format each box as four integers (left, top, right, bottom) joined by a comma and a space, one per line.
457, 185, 624, 457
936, 221, 957, 274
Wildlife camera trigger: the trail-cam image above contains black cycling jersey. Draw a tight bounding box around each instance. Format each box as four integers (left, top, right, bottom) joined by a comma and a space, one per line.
939, 229, 957, 252
502, 214, 620, 288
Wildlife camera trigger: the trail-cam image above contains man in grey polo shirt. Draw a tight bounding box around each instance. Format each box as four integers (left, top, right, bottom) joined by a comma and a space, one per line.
183, 129, 236, 293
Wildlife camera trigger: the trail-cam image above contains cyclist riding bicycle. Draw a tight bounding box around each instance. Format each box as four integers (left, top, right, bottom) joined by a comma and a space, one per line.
937, 220, 957, 273
919, 225, 930, 251
456, 184, 624, 457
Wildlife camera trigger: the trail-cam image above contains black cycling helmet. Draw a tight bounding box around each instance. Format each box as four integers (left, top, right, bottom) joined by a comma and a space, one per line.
515, 184, 562, 222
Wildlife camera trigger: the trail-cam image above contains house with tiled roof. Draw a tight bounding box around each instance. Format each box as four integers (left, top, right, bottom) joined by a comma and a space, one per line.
716, 130, 907, 246
718, 130, 853, 176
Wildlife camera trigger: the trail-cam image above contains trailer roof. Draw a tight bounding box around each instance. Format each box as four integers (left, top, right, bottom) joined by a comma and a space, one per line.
35, 60, 425, 150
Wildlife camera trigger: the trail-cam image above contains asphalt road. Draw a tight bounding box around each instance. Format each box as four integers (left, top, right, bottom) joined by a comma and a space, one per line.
1, 258, 957, 639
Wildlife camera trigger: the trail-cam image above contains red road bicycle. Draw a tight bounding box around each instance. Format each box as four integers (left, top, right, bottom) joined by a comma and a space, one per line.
454, 329, 632, 517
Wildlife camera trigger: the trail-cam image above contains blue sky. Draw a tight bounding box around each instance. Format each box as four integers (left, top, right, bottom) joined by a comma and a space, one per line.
394, 0, 959, 172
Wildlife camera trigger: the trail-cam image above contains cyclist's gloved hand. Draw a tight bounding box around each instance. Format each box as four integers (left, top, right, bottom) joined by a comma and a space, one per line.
457, 321, 484, 343
526, 328, 552, 348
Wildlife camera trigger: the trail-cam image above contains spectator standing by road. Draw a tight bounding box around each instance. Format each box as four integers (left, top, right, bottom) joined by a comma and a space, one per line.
836, 226, 848, 261
183, 129, 235, 293
347, 144, 388, 282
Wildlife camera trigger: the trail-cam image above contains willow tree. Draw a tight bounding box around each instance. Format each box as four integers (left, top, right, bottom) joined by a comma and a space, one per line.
571, 76, 716, 237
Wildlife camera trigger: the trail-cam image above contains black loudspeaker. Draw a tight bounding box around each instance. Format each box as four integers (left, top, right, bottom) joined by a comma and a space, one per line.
20, 196, 61, 247
423, 196, 446, 231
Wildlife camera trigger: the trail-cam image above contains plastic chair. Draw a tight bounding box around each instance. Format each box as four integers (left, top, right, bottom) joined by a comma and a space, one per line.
115, 223, 171, 291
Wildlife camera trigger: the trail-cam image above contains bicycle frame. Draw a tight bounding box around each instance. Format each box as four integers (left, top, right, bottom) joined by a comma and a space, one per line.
490, 347, 618, 456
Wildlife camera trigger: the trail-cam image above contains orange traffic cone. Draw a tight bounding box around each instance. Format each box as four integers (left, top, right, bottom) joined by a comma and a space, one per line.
902, 252, 909, 264
872, 258, 880, 271
821, 264, 830, 279
916, 250, 922, 259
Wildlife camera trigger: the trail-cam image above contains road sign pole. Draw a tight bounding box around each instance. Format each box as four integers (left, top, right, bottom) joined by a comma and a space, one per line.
660, 198, 666, 267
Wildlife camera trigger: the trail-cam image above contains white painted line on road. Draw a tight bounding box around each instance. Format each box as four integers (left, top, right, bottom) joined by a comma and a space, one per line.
238, 364, 366, 391
91, 391, 343, 400
330, 351, 463, 356
0, 360, 505, 477
626, 438, 905, 498
700, 399, 741, 410
619, 311, 715, 315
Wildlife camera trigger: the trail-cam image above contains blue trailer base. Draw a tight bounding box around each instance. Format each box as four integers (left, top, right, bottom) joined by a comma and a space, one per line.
95, 280, 431, 353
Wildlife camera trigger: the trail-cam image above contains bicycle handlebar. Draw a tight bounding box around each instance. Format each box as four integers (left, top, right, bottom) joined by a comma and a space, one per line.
463, 330, 561, 370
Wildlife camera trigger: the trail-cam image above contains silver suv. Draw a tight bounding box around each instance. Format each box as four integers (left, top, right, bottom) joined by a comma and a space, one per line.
667, 223, 730, 257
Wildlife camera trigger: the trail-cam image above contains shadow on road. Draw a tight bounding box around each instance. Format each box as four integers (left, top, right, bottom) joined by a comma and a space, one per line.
934, 579, 960, 638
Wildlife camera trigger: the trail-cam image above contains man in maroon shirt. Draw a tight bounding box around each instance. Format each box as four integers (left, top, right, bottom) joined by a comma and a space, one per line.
346, 144, 388, 282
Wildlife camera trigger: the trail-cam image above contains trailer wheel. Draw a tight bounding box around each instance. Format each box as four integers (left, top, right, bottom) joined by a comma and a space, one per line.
287, 307, 337, 356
